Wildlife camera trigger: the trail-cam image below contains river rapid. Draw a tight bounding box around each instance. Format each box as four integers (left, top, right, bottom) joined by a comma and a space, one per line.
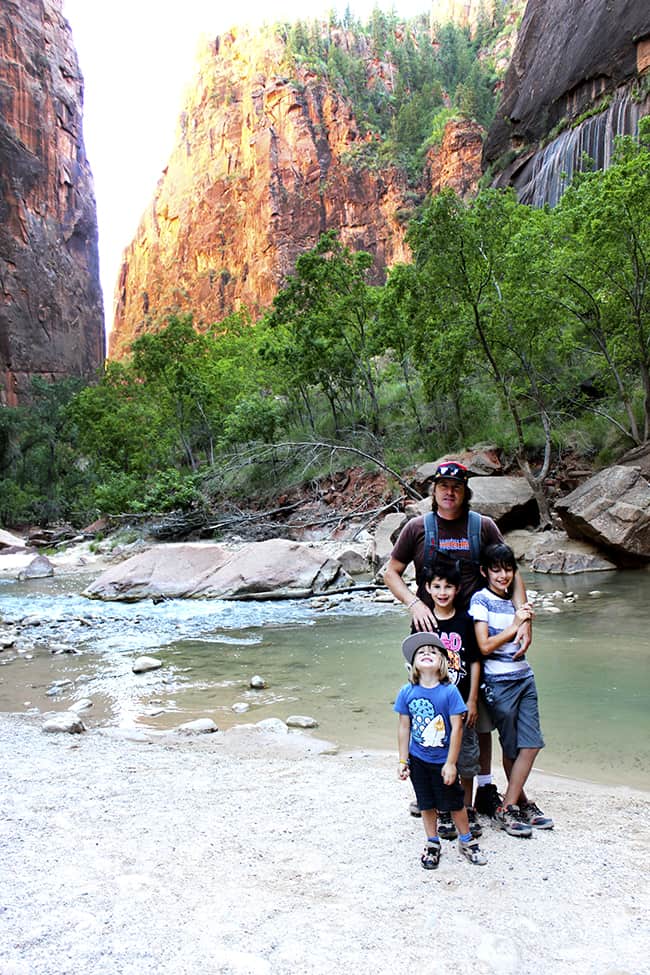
0, 567, 648, 791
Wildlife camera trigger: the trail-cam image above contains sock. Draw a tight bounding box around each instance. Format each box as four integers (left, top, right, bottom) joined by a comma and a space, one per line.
459, 832, 472, 844
427, 835, 440, 844
476, 774, 493, 788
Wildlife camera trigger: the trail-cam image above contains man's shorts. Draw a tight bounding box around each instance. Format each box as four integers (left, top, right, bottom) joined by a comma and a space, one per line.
458, 721, 480, 779
408, 753, 465, 812
483, 674, 545, 760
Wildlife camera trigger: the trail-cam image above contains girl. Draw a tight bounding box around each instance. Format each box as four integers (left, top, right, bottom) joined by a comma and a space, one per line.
394, 631, 488, 869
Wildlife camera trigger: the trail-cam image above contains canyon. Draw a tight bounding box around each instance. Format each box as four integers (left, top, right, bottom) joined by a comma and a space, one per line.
0, 0, 104, 405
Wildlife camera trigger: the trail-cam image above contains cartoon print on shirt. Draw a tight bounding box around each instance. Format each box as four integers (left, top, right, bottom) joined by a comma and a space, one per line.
409, 697, 447, 750
438, 630, 466, 689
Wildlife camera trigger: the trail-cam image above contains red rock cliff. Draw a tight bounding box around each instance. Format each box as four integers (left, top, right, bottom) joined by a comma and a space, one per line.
0, 0, 104, 406
110, 29, 417, 357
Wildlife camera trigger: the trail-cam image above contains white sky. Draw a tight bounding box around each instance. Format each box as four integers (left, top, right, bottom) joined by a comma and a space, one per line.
62, 1, 429, 340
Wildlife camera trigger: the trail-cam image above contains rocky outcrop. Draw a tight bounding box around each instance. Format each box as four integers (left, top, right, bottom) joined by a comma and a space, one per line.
0, 0, 104, 405
83, 539, 352, 601
426, 119, 484, 200
485, 0, 650, 197
110, 29, 414, 356
555, 466, 650, 564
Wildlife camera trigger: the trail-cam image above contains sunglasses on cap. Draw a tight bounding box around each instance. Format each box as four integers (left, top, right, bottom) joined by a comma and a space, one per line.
433, 462, 469, 483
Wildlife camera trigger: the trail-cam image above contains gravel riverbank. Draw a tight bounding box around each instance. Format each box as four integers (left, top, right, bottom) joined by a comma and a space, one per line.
1, 714, 648, 975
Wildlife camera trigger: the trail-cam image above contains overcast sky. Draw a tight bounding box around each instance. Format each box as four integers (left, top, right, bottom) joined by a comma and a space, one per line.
62, 1, 428, 339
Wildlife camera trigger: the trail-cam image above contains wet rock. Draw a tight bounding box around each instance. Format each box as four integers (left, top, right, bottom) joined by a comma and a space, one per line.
18, 555, 54, 580
232, 702, 250, 713
176, 718, 218, 735
0, 632, 16, 649
531, 551, 616, 574
249, 675, 266, 689
42, 712, 86, 734
286, 715, 318, 729
45, 679, 73, 697
132, 656, 163, 674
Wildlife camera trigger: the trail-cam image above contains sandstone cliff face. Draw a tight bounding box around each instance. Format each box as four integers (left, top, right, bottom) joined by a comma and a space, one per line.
427, 119, 484, 199
485, 0, 650, 168
110, 29, 416, 357
0, 0, 104, 406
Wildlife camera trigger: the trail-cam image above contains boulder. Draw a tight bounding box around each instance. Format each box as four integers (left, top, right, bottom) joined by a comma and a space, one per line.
0, 529, 28, 550
336, 548, 371, 576
373, 513, 409, 563
505, 529, 616, 572
42, 712, 85, 734
18, 555, 54, 580
555, 465, 650, 562
83, 540, 352, 602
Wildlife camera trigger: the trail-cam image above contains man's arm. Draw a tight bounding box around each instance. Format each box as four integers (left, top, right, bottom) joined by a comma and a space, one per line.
384, 557, 437, 632
511, 571, 533, 654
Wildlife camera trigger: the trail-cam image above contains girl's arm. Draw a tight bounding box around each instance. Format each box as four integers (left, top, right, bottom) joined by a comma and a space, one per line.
397, 714, 411, 780
441, 712, 464, 785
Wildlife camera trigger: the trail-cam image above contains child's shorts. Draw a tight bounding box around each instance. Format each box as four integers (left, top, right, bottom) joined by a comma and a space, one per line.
458, 721, 480, 779
476, 692, 495, 734
483, 674, 545, 760
408, 753, 465, 812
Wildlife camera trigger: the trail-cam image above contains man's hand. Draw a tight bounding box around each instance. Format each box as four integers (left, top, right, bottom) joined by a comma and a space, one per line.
465, 701, 478, 728
409, 598, 438, 632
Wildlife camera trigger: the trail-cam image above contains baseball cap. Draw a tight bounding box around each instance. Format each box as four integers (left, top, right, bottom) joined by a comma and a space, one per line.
432, 461, 469, 484
402, 631, 448, 666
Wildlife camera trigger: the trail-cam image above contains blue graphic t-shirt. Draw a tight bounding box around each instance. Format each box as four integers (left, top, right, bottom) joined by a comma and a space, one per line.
393, 682, 467, 764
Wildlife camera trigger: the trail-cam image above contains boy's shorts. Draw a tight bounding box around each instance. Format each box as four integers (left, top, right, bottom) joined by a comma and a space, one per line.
409, 753, 465, 812
458, 721, 480, 779
483, 674, 545, 760
476, 693, 495, 734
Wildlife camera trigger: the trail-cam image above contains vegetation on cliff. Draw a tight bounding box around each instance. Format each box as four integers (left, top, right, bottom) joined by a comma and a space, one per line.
1, 125, 648, 529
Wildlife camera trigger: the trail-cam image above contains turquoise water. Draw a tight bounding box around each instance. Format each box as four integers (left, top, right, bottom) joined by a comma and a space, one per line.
0, 569, 648, 789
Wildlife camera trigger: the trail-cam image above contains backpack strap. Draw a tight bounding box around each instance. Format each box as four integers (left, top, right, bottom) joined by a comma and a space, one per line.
467, 510, 482, 564
423, 509, 482, 572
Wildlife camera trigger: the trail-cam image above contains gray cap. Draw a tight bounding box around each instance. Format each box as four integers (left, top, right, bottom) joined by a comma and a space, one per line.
401, 631, 448, 666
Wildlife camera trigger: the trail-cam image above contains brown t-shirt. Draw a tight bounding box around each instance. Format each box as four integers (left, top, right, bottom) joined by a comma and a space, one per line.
390, 511, 503, 608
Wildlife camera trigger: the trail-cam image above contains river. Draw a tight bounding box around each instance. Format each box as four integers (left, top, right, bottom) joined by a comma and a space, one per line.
0, 568, 648, 790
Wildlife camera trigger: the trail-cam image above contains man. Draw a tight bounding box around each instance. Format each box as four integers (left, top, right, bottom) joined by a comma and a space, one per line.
384, 461, 532, 820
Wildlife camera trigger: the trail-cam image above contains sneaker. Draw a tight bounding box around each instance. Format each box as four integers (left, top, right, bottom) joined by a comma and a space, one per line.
437, 812, 458, 841
466, 806, 483, 839
493, 803, 533, 838
474, 783, 503, 818
520, 800, 554, 830
421, 840, 441, 870
458, 838, 488, 866
409, 801, 421, 818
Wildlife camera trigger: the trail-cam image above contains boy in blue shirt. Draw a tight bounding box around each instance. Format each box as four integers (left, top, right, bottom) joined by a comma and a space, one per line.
395, 631, 488, 869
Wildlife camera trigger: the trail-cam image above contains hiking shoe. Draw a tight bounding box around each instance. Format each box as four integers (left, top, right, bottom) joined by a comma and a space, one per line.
437, 812, 458, 841
466, 806, 483, 839
421, 840, 441, 870
458, 838, 488, 866
520, 800, 554, 830
474, 783, 503, 818
493, 804, 533, 837
409, 801, 421, 818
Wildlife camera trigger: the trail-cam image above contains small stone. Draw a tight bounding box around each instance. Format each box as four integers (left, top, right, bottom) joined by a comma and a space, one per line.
249, 675, 266, 689
255, 718, 288, 734
589, 590, 602, 597
70, 698, 93, 712
42, 712, 86, 734
176, 718, 218, 735
373, 592, 396, 603
232, 702, 250, 713
286, 715, 318, 728
132, 656, 163, 674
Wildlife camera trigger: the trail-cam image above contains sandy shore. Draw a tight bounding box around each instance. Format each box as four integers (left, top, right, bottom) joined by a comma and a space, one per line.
1, 714, 648, 975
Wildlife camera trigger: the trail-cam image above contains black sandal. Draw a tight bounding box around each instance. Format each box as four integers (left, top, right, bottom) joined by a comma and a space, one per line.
421, 841, 441, 870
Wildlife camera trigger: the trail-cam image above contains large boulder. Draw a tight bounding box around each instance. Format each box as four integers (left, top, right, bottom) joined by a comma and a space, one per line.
555, 465, 650, 563
83, 540, 352, 602
505, 529, 615, 573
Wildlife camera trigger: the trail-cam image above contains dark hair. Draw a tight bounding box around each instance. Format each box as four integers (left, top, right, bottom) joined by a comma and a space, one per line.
480, 542, 518, 573
422, 558, 461, 589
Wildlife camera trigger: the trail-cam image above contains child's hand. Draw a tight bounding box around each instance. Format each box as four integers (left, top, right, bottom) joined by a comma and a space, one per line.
397, 761, 410, 780
441, 761, 457, 786
466, 702, 478, 727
